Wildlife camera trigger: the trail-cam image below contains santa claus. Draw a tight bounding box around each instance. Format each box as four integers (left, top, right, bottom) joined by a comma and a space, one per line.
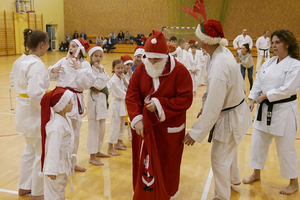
125, 30, 193, 199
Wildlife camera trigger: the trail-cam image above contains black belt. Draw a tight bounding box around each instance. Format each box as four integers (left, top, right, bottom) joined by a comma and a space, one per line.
257, 94, 297, 125
208, 99, 245, 143
259, 48, 269, 58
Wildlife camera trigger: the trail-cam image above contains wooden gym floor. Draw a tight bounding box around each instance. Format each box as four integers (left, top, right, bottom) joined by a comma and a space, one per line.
0, 51, 300, 200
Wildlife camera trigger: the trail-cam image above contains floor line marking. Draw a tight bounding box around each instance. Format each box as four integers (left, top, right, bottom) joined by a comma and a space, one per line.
0, 188, 18, 194
201, 167, 213, 200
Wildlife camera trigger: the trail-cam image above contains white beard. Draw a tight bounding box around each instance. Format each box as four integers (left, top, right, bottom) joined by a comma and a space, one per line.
143, 57, 168, 78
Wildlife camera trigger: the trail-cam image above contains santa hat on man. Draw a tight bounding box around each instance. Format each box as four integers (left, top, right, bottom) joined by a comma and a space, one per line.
144, 30, 169, 58
181, 1, 228, 46
134, 46, 145, 57
121, 55, 134, 65
72, 37, 90, 55
40, 87, 73, 172
88, 45, 103, 57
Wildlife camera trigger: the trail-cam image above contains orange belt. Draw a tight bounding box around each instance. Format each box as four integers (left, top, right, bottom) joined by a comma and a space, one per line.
19, 89, 50, 98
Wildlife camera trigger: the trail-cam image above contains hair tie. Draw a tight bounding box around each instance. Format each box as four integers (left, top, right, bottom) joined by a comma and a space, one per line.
27, 29, 32, 34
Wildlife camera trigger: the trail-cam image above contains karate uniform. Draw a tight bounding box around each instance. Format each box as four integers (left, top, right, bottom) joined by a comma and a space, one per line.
186, 52, 201, 92
126, 55, 193, 199
255, 36, 271, 71
87, 65, 110, 154
176, 46, 189, 67
248, 56, 300, 179
48, 57, 94, 155
233, 34, 253, 49
43, 113, 75, 200
10, 54, 50, 196
188, 45, 252, 200
107, 74, 127, 144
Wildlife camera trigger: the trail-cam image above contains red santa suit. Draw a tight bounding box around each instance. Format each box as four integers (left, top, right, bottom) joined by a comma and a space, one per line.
126, 30, 193, 199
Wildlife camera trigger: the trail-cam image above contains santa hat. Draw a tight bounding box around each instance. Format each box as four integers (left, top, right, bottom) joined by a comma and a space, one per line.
144, 30, 169, 58
195, 19, 228, 46
120, 55, 133, 65
40, 87, 73, 172
189, 39, 198, 45
88, 45, 103, 57
168, 45, 177, 56
134, 46, 145, 57
72, 38, 90, 55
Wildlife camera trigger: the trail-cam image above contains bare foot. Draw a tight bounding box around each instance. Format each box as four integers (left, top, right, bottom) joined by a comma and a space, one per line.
114, 143, 127, 150
108, 148, 120, 156
30, 195, 44, 200
95, 152, 110, 158
18, 189, 31, 196
243, 173, 260, 184
118, 140, 127, 149
279, 179, 299, 195
74, 165, 86, 172
89, 158, 104, 166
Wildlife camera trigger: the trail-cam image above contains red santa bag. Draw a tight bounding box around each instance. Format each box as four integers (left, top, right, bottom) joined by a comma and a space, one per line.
133, 107, 170, 200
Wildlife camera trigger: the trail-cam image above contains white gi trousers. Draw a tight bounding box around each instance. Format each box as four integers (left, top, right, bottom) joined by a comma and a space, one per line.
87, 119, 106, 154
249, 128, 299, 179
108, 116, 125, 144
19, 137, 44, 196
71, 118, 82, 155
256, 54, 270, 72
211, 134, 239, 200
199, 65, 206, 85
44, 173, 68, 200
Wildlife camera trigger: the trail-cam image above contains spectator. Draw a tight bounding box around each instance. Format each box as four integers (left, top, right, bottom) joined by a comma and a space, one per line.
110, 31, 117, 45
80, 30, 87, 40
117, 30, 125, 44
96, 35, 103, 45
73, 30, 79, 39
124, 31, 133, 44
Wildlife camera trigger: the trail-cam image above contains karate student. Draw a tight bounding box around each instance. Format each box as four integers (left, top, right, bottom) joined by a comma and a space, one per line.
255, 30, 271, 72
233, 29, 253, 49
243, 29, 300, 195
182, 19, 252, 200
48, 38, 93, 172
40, 87, 75, 200
176, 38, 189, 66
187, 43, 201, 95
86, 46, 110, 166
107, 59, 128, 156
10, 28, 50, 200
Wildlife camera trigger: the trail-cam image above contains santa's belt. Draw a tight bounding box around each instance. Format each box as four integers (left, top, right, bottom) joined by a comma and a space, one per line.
58, 86, 83, 114
257, 94, 297, 125
259, 48, 269, 58
208, 99, 245, 143
19, 90, 50, 98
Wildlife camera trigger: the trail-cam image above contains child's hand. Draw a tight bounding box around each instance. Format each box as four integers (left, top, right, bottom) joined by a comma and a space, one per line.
94, 63, 103, 73
51, 66, 64, 74
71, 59, 81, 70
47, 175, 56, 180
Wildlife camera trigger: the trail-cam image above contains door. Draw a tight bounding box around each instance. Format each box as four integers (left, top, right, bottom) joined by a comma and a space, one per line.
46, 25, 56, 51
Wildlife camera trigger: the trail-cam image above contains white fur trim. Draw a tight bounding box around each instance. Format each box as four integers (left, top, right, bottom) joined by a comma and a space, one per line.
134, 48, 145, 56
167, 123, 185, 133
124, 60, 133, 65
52, 90, 73, 112
195, 24, 228, 46
170, 190, 180, 199
131, 114, 143, 129
151, 97, 165, 122
88, 46, 103, 57
145, 52, 168, 59
72, 39, 86, 55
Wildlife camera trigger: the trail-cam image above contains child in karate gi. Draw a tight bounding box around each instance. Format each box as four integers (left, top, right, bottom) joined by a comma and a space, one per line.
48, 38, 93, 172
187, 43, 201, 96
107, 59, 128, 156
86, 46, 111, 166
40, 87, 75, 200
10, 28, 50, 199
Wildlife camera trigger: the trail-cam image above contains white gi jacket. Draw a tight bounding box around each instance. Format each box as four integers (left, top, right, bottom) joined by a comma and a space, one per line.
87, 65, 110, 120
187, 52, 201, 74
233, 34, 253, 49
249, 56, 300, 136
176, 47, 189, 66
43, 113, 75, 176
107, 74, 127, 117
10, 54, 50, 138
189, 45, 252, 144
255, 36, 271, 57
48, 57, 94, 120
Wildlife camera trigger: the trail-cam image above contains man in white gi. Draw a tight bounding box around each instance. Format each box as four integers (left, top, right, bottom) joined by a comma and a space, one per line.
255, 30, 271, 72
233, 29, 253, 50
182, 19, 252, 200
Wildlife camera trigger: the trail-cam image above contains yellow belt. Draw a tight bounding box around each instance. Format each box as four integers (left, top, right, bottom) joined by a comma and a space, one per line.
19, 89, 50, 98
